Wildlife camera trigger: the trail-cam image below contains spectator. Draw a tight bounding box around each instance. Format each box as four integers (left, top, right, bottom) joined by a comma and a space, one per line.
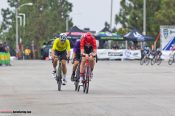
24, 48, 31, 59
0, 41, 5, 52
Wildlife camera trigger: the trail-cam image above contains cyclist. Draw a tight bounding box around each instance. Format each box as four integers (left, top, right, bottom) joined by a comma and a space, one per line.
79, 32, 97, 85
141, 45, 150, 59
155, 48, 162, 60
170, 44, 175, 51
52, 33, 70, 85
71, 34, 85, 81
71, 39, 81, 81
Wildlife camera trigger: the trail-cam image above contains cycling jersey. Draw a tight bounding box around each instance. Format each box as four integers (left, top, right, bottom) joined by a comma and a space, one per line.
80, 37, 96, 54
73, 40, 80, 54
52, 38, 70, 52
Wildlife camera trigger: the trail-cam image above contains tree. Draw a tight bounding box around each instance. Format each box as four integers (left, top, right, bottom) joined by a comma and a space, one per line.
115, 0, 161, 37
155, 0, 175, 25
1, 0, 73, 58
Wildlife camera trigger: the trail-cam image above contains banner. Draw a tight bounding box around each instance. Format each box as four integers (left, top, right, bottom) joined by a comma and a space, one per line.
123, 50, 141, 59
48, 49, 172, 60
97, 49, 141, 60
160, 25, 175, 50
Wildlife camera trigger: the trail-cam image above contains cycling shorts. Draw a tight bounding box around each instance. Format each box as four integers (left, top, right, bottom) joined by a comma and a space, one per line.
84, 46, 93, 54
74, 53, 81, 61
54, 50, 67, 60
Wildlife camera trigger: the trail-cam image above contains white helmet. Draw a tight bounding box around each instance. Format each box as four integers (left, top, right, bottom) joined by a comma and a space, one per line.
60, 33, 67, 43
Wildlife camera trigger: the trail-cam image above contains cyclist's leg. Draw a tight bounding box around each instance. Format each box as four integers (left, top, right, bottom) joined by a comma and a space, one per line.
52, 50, 59, 70
71, 60, 79, 81
71, 53, 80, 80
52, 50, 59, 78
60, 51, 68, 84
79, 56, 86, 85
89, 55, 95, 71
89, 55, 95, 79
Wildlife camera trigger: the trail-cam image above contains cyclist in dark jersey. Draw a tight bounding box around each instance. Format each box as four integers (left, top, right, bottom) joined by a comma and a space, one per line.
71, 39, 81, 81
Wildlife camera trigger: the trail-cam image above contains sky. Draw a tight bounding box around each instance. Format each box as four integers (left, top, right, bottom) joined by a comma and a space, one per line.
0, 0, 121, 32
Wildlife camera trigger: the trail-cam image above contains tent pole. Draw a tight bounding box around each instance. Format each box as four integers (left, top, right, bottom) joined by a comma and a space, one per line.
125, 40, 128, 49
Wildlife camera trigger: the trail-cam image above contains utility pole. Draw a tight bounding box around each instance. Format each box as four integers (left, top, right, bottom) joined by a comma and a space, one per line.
143, 0, 146, 35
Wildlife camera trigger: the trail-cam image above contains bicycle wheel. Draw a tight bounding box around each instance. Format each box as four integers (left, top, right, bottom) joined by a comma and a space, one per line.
168, 55, 174, 65
151, 57, 156, 65
85, 66, 90, 94
145, 57, 150, 65
83, 66, 87, 93
56, 63, 62, 91
156, 58, 162, 65
74, 64, 80, 91
140, 58, 144, 65
57, 80, 62, 91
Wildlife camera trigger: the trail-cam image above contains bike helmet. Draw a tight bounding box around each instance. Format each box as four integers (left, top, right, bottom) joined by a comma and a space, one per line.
84, 32, 93, 43
60, 33, 67, 43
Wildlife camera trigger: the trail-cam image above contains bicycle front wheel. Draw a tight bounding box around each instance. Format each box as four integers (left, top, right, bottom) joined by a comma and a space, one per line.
140, 58, 144, 65
151, 57, 156, 65
57, 80, 62, 91
85, 66, 91, 94
145, 57, 150, 65
75, 64, 80, 91
168, 57, 174, 65
56, 63, 62, 91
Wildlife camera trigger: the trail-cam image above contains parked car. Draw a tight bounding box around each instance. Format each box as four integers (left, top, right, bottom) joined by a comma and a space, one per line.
40, 39, 54, 60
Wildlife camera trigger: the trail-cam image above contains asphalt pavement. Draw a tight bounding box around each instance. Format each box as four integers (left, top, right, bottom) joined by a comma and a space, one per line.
0, 60, 175, 116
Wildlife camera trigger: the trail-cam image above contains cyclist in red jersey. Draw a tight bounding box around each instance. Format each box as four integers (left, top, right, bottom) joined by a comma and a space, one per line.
79, 32, 97, 85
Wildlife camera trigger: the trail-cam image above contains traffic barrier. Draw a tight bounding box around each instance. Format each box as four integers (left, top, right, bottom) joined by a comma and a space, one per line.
0, 52, 11, 65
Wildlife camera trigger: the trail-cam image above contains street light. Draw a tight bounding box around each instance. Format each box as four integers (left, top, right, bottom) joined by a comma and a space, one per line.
19, 13, 26, 26
16, 3, 33, 57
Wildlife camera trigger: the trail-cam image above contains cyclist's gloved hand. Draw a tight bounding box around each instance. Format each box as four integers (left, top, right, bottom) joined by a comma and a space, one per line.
90, 52, 96, 57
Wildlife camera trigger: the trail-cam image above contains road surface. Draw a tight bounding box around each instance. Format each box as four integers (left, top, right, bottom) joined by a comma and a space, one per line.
0, 60, 175, 116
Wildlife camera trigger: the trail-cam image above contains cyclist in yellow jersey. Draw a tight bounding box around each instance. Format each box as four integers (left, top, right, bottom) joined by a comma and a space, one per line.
52, 33, 70, 85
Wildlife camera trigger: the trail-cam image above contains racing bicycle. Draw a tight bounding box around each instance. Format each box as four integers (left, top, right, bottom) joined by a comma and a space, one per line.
168, 51, 175, 65
78, 55, 93, 94
55, 56, 69, 91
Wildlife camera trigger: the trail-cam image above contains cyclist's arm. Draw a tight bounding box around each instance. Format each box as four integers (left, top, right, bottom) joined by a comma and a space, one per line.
66, 40, 71, 58
52, 39, 58, 58
92, 39, 97, 56
80, 38, 85, 55
72, 42, 78, 60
